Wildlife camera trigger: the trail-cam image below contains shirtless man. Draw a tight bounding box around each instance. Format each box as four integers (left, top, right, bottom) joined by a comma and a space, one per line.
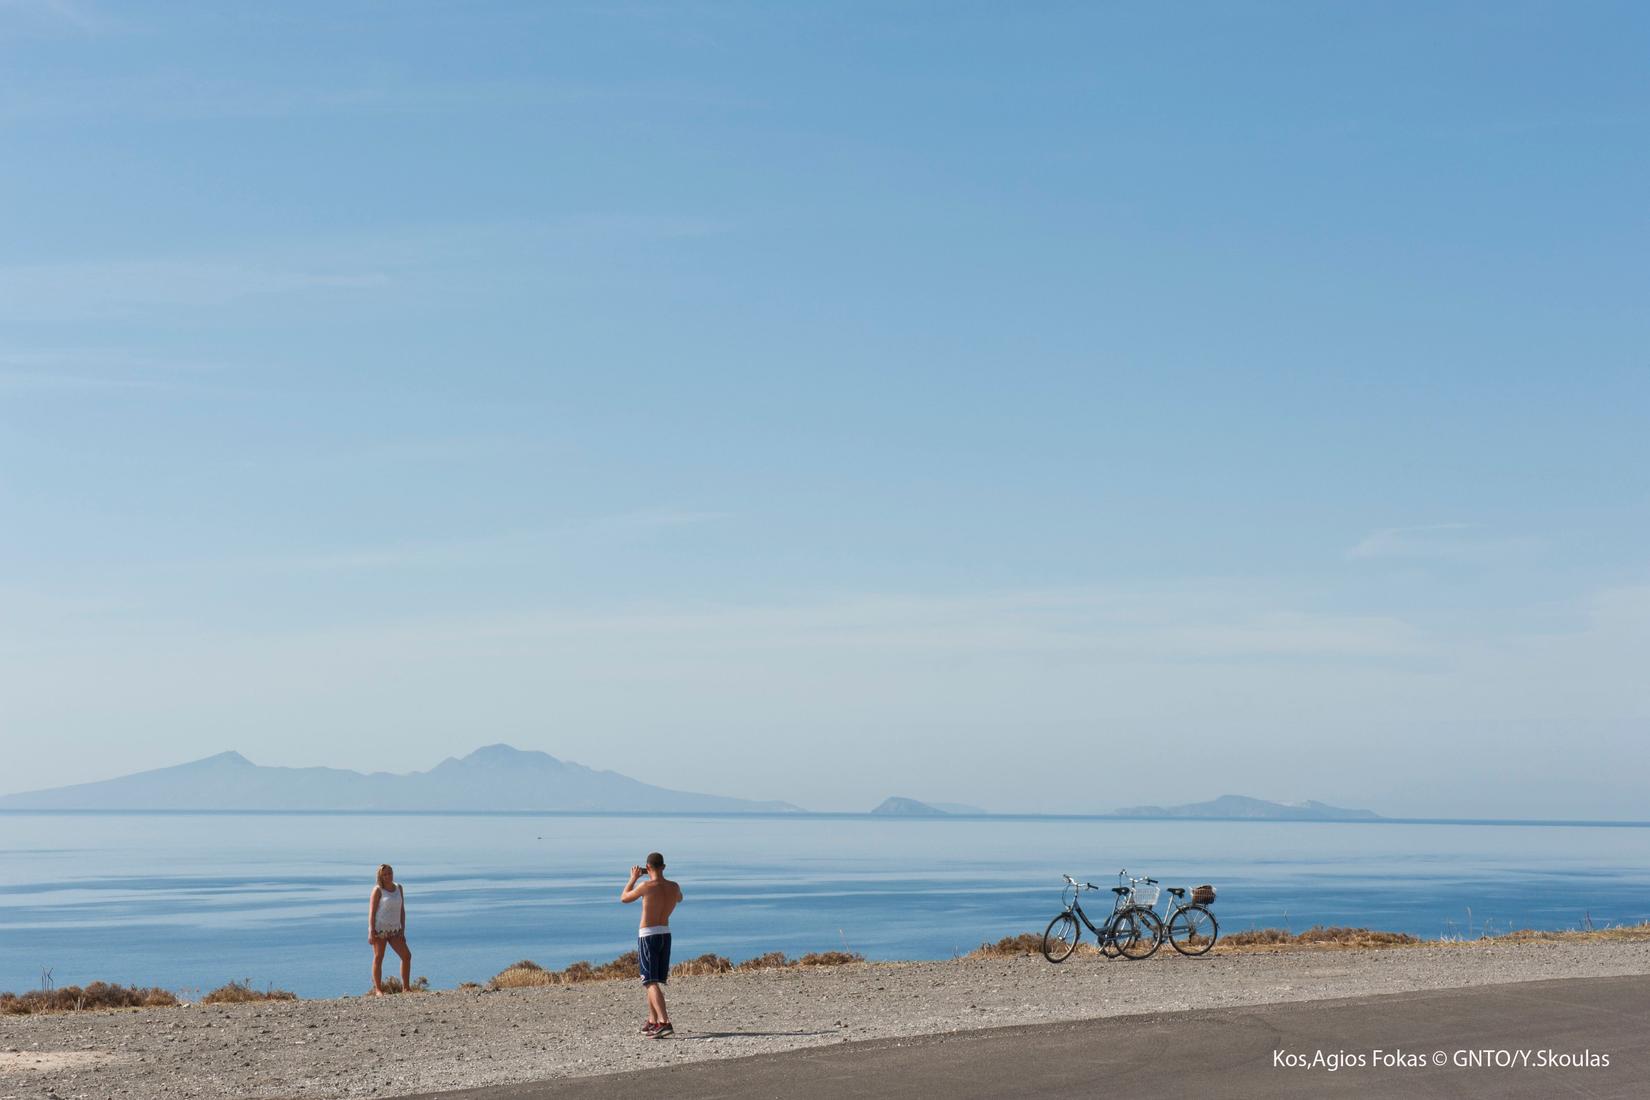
620, 852, 682, 1038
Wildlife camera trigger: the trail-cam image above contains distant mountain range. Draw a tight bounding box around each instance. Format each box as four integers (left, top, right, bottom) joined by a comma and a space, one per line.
0, 744, 801, 813
870, 797, 988, 816
1109, 794, 1380, 821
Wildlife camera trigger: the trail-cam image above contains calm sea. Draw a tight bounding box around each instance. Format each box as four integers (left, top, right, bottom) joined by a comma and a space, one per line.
2, 812, 1647, 999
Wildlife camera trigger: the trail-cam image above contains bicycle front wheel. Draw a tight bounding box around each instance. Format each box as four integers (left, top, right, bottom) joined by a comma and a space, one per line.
1167, 905, 1219, 956
1042, 912, 1081, 963
1117, 907, 1164, 960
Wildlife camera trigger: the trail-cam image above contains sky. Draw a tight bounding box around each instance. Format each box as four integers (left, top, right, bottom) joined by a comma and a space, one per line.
1, 1, 1646, 818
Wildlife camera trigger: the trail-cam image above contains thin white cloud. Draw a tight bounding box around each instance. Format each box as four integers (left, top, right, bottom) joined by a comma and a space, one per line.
156, 586, 1431, 665
0, 351, 250, 397
0, 74, 741, 123
0, 347, 234, 392
0, 216, 727, 321
0, 0, 110, 34
0, 370, 170, 391
239, 507, 730, 575
0, 348, 226, 372
0, 258, 389, 319
1347, 524, 1544, 564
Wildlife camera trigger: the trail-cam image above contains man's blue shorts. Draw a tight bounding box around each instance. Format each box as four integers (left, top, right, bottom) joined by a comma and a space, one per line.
639, 932, 672, 986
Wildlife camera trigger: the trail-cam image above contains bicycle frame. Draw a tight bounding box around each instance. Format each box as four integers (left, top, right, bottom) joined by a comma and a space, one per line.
1062, 882, 1138, 944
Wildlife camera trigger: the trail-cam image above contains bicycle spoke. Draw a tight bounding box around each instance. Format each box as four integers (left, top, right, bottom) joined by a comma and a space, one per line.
1168, 905, 1219, 956
1042, 912, 1080, 963
1118, 907, 1163, 959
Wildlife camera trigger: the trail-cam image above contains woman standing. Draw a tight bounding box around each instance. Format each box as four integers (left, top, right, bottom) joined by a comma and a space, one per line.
368, 863, 412, 995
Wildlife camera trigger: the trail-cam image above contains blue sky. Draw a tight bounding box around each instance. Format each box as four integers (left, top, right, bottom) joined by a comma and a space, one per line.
2, 1, 1646, 816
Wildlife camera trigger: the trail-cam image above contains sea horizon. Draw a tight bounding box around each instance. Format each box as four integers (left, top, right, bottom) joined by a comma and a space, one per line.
4, 808, 1648, 828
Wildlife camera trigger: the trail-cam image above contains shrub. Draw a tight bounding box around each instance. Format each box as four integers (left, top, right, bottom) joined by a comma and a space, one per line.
671, 954, 734, 978
589, 952, 641, 981
735, 952, 791, 971
967, 933, 1046, 958
0, 982, 179, 1015
491, 962, 556, 989
202, 981, 298, 1004
490, 952, 639, 989
1220, 928, 1293, 947
796, 951, 863, 967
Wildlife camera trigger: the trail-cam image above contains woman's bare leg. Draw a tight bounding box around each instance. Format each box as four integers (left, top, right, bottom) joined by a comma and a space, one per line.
371, 937, 388, 994
390, 934, 412, 991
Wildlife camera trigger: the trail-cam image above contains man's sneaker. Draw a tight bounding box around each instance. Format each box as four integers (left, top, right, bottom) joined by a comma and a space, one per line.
640, 1021, 659, 1035
651, 1022, 674, 1039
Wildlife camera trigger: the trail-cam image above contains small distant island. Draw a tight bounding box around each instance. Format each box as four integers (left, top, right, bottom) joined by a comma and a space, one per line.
1109, 794, 1381, 821
870, 797, 988, 816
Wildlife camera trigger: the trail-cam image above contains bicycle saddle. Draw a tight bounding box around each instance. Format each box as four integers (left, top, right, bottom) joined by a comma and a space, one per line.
1168, 887, 1186, 898
1111, 886, 1130, 895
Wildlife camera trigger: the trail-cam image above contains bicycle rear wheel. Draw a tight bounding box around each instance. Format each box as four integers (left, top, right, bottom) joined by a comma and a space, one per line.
1116, 907, 1164, 960
1042, 912, 1080, 963
1167, 905, 1219, 956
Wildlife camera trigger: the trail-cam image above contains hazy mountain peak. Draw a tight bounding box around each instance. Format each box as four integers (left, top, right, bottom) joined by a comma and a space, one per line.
1110, 794, 1380, 820
871, 796, 948, 815
0, 744, 801, 813
461, 743, 560, 766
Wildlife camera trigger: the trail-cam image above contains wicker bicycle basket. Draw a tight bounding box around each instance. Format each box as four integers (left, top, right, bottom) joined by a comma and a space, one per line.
1191, 884, 1216, 906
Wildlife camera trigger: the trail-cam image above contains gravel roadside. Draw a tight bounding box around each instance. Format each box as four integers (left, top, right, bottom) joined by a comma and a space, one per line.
3, 939, 1648, 1100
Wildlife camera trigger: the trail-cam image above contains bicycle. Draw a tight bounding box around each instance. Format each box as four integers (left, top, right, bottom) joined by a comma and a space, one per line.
1157, 883, 1219, 956
1042, 872, 1165, 963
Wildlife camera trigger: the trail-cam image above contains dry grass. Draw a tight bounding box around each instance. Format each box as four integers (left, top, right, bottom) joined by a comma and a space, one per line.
966, 933, 1101, 960
490, 954, 641, 989
672, 954, 735, 977
1216, 921, 1650, 954
489, 949, 865, 989
201, 980, 299, 1004
796, 951, 864, 967
0, 982, 179, 1016
1440, 921, 1650, 947
968, 933, 1044, 958
1218, 926, 1421, 951
736, 952, 790, 971
378, 976, 430, 994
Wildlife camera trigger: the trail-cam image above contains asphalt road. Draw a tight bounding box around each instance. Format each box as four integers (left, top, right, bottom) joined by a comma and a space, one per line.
402, 975, 1646, 1100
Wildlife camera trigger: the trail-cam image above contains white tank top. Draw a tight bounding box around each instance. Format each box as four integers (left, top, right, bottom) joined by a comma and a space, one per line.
374, 885, 404, 932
